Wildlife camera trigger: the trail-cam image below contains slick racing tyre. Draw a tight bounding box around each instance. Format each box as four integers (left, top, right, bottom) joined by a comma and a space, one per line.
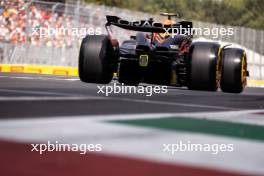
79, 35, 115, 84
220, 48, 247, 93
187, 42, 221, 91
118, 60, 141, 86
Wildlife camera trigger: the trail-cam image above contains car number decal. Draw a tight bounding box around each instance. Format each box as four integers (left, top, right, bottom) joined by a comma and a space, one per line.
139, 55, 149, 67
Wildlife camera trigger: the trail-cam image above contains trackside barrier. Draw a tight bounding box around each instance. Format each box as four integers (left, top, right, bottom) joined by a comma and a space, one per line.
0, 64, 78, 76
247, 80, 264, 88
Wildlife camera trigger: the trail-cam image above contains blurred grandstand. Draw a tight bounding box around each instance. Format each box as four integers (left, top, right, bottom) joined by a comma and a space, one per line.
0, 0, 263, 80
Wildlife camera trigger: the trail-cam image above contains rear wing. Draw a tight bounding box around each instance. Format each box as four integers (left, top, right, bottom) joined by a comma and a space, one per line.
106, 15, 192, 34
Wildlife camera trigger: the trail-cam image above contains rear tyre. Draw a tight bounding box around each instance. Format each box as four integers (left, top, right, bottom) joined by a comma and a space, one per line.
118, 60, 141, 86
220, 48, 247, 93
78, 35, 114, 84
187, 42, 221, 91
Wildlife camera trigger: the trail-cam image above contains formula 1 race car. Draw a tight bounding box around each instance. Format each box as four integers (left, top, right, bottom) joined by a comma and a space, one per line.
79, 13, 249, 93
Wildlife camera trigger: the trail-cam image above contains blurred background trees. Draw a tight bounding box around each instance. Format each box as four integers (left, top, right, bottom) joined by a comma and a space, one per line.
84, 0, 264, 30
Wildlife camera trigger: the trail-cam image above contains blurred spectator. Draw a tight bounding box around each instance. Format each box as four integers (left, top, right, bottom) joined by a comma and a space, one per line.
0, 0, 76, 47
0, 0, 136, 47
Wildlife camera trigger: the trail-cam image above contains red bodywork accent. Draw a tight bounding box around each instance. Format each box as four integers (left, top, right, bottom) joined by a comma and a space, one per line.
179, 40, 189, 54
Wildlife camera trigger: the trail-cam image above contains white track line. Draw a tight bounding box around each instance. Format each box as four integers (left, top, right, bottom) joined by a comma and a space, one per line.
0, 88, 240, 110
0, 91, 239, 110
0, 88, 79, 96
0, 75, 79, 81
114, 97, 240, 110
1, 110, 263, 124
0, 96, 106, 101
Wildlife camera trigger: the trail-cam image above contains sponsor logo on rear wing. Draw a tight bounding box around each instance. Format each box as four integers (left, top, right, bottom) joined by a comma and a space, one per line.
106, 15, 192, 34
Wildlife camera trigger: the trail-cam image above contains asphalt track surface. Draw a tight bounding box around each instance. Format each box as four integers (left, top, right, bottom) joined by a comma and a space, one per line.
1, 72, 264, 176
0, 72, 263, 119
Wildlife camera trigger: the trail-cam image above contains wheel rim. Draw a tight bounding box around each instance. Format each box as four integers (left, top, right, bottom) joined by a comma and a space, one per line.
241, 53, 247, 85
216, 48, 222, 88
